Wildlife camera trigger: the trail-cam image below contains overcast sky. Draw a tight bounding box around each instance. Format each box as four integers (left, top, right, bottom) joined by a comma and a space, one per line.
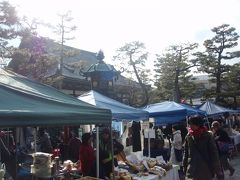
8, 0, 240, 76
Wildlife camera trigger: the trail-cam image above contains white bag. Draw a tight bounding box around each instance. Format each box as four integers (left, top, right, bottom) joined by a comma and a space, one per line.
0, 163, 5, 179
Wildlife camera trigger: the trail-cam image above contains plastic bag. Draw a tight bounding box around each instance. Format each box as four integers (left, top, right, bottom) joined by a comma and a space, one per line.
217, 141, 231, 153
0, 163, 6, 179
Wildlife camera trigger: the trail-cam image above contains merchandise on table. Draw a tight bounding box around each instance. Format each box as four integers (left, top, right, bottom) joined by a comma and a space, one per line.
31, 152, 53, 178
149, 166, 167, 177
118, 154, 173, 179
62, 160, 78, 171
80, 176, 103, 180
110, 169, 132, 180
125, 161, 145, 173
147, 159, 157, 168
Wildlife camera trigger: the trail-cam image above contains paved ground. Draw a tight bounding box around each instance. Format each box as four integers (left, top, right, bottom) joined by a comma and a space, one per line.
219, 153, 240, 180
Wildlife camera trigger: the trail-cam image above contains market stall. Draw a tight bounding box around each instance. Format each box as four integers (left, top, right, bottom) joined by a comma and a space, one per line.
198, 101, 238, 118
199, 101, 240, 152
143, 101, 206, 125
130, 165, 179, 180
78, 90, 149, 121
78, 92, 181, 180
114, 166, 179, 180
78, 90, 149, 154
0, 69, 111, 127
0, 69, 112, 179
114, 152, 180, 180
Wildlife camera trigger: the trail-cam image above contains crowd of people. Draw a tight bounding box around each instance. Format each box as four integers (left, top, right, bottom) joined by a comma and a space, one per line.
0, 113, 239, 180
37, 127, 125, 179
137, 115, 238, 180
174, 116, 236, 180
76, 115, 238, 180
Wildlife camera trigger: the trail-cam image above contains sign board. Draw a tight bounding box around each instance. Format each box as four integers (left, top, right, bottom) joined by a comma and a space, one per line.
144, 129, 155, 138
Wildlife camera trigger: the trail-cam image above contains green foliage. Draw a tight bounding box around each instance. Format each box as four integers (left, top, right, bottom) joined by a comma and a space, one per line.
0, 1, 20, 58
180, 74, 197, 98
114, 41, 149, 76
148, 88, 162, 104
8, 36, 58, 81
154, 53, 176, 100
1, 1, 56, 80
222, 63, 240, 96
197, 24, 239, 102
9, 10, 78, 83
154, 43, 198, 102
113, 41, 150, 106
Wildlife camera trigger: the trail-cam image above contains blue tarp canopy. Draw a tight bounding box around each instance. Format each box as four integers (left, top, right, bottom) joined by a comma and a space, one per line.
0, 69, 112, 127
78, 90, 149, 121
143, 101, 206, 125
198, 101, 238, 117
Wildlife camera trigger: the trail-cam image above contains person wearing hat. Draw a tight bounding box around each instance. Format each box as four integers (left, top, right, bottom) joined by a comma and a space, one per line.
212, 121, 235, 177
183, 116, 223, 180
36, 128, 53, 153
79, 133, 95, 176
99, 128, 124, 178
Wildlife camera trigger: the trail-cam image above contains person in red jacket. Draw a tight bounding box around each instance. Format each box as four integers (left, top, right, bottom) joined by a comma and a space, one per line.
79, 133, 95, 176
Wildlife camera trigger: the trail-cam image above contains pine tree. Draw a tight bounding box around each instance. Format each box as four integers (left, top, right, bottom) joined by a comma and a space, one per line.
53, 11, 77, 73
0, 1, 19, 60
221, 63, 240, 108
154, 43, 198, 103
113, 41, 150, 106
197, 24, 239, 103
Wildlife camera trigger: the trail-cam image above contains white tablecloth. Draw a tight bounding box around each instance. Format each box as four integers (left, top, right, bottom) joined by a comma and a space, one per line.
131, 165, 180, 180
230, 133, 240, 145
163, 165, 180, 180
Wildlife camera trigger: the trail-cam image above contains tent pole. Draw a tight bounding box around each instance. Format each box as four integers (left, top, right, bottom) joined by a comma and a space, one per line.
148, 130, 150, 158
15, 128, 18, 180
148, 121, 151, 158
96, 126, 99, 178
34, 127, 37, 153
207, 117, 211, 129
110, 125, 115, 180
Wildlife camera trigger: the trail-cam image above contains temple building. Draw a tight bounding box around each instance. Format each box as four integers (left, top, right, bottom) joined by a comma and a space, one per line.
8, 35, 144, 105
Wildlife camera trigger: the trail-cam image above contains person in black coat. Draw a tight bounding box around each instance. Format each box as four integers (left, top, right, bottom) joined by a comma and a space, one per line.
132, 121, 141, 152
212, 121, 235, 177
36, 128, 53, 153
183, 116, 223, 180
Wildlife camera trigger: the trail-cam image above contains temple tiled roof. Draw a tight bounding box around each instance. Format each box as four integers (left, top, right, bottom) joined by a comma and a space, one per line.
10, 36, 141, 88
